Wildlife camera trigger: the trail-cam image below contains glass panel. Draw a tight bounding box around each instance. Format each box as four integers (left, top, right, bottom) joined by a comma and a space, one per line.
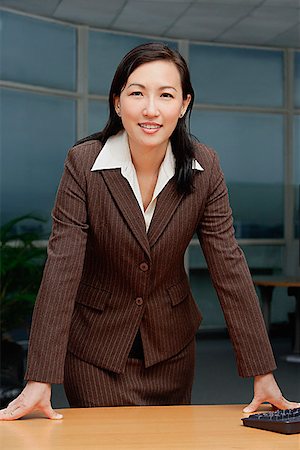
191, 110, 284, 238
295, 52, 300, 109
88, 100, 109, 135
88, 32, 177, 95
189, 44, 283, 107
189, 242, 284, 270
0, 89, 76, 233
189, 270, 225, 328
0, 11, 76, 90
295, 115, 300, 238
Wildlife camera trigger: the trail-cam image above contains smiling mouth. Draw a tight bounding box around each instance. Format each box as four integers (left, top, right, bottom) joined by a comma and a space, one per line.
138, 123, 162, 130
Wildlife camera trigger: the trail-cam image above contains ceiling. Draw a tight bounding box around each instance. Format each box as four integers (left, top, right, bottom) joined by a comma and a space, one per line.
0, 0, 299, 48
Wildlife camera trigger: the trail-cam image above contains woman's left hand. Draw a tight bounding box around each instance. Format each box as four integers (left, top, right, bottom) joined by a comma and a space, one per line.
243, 372, 300, 413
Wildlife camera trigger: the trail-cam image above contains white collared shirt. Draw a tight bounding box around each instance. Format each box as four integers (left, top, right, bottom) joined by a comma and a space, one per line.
91, 131, 203, 232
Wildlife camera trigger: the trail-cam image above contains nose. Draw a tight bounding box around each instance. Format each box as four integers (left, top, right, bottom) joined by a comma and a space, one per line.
143, 96, 159, 117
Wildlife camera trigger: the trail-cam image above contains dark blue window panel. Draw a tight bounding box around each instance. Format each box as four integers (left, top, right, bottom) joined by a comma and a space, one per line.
89, 32, 177, 95
88, 100, 109, 135
190, 44, 283, 107
191, 109, 284, 238
0, 89, 76, 233
0, 11, 77, 90
294, 115, 300, 238
295, 52, 300, 108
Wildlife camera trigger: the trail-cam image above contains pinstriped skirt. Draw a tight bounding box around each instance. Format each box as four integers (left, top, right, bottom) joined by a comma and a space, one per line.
64, 338, 196, 407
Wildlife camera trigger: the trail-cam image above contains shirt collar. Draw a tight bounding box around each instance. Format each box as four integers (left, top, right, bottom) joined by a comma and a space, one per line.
91, 130, 204, 174
91, 130, 131, 172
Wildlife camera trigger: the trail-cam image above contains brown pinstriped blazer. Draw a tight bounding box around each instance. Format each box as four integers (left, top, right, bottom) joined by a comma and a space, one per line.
25, 138, 276, 384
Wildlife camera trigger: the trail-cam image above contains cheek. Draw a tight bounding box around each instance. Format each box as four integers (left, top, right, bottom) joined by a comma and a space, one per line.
119, 105, 135, 125
121, 101, 140, 119
164, 108, 181, 125
164, 101, 181, 116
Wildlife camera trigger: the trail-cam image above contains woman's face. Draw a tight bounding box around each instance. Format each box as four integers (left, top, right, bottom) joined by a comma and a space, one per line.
114, 60, 191, 155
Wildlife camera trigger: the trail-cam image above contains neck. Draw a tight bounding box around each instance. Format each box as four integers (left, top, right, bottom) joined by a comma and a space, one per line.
129, 142, 168, 174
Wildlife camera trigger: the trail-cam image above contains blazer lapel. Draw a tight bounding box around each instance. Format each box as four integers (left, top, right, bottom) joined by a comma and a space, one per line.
147, 178, 184, 248
101, 170, 151, 258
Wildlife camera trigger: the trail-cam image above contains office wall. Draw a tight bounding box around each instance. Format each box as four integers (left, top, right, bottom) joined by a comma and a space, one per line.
1, 9, 299, 329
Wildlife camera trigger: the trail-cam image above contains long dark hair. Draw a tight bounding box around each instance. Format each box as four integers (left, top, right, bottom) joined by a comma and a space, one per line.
78, 42, 196, 195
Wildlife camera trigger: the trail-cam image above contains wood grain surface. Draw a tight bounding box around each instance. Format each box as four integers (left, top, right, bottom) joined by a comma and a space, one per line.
1, 404, 299, 449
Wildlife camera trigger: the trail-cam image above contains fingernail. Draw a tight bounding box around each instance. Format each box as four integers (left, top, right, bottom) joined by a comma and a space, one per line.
53, 413, 63, 419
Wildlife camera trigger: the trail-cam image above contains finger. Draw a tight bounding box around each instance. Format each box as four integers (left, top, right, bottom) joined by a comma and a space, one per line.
0, 407, 19, 420
5, 392, 25, 409
0, 405, 29, 421
0, 402, 63, 421
270, 398, 300, 411
243, 398, 263, 413
0, 408, 11, 420
41, 404, 63, 420
6, 397, 20, 408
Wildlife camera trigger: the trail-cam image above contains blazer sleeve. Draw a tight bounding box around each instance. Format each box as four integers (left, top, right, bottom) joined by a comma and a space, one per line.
25, 148, 89, 384
196, 151, 276, 377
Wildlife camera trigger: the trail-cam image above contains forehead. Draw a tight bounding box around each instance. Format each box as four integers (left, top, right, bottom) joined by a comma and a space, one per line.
126, 60, 182, 86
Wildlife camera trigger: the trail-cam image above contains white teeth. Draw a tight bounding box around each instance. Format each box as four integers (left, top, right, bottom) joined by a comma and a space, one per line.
140, 124, 160, 129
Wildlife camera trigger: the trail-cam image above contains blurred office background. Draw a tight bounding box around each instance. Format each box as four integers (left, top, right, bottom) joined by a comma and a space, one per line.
0, 1, 299, 406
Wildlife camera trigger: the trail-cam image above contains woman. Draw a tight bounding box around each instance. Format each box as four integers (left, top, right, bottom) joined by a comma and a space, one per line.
1, 43, 298, 420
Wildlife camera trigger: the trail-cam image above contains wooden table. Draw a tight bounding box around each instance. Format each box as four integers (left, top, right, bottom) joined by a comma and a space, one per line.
253, 278, 300, 357
1, 405, 299, 449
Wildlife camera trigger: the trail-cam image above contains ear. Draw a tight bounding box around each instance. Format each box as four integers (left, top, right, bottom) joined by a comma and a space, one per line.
181, 94, 192, 114
114, 95, 121, 115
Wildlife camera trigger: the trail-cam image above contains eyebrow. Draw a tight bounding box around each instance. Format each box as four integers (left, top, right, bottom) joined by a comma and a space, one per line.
127, 83, 177, 92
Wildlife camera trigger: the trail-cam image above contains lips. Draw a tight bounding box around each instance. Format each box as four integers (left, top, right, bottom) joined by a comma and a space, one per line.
138, 122, 162, 130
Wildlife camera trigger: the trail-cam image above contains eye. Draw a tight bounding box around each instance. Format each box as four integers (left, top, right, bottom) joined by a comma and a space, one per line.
161, 93, 174, 99
130, 91, 143, 96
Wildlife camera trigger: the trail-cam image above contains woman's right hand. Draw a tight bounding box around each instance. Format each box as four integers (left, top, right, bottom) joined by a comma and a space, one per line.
0, 381, 63, 420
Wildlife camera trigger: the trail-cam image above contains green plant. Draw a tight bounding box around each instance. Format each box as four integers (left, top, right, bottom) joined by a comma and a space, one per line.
0, 215, 47, 335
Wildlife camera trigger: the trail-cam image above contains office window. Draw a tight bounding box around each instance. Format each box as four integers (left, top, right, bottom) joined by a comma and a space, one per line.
295, 115, 300, 238
88, 32, 177, 95
88, 100, 109, 135
89, 32, 153, 96
191, 110, 284, 238
189, 44, 283, 107
295, 52, 300, 109
0, 10, 76, 90
0, 89, 76, 231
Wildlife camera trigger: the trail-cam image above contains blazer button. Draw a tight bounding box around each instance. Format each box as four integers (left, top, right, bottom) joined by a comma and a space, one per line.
139, 262, 149, 272
135, 297, 143, 306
